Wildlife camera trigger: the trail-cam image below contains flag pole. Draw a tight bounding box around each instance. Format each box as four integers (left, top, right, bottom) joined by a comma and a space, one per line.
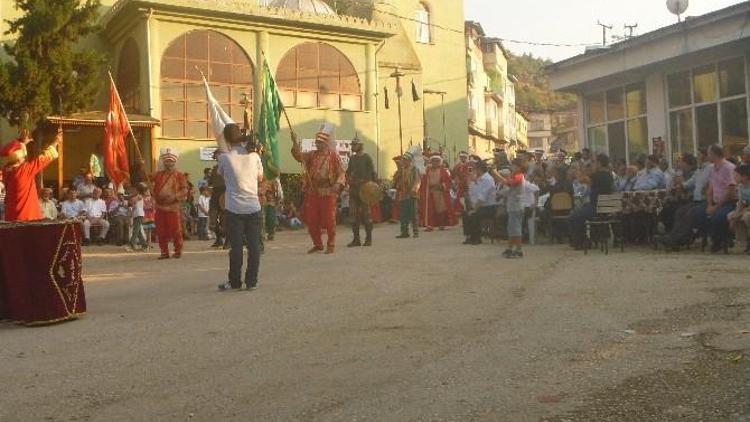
259, 49, 295, 138
107, 71, 144, 162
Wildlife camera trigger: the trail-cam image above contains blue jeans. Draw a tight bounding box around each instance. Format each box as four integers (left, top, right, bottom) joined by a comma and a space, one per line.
569, 204, 595, 247
197, 217, 208, 239
225, 210, 262, 288
708, 202, 736, 249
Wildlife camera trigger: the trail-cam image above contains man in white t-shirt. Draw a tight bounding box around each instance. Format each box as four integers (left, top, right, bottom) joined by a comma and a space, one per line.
217, 124, 264, 291
82, 187, 110, 245
197, 186, 211, 240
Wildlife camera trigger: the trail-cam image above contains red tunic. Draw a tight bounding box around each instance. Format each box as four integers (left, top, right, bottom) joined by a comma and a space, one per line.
2, 146, 58, 222
419, 166, 455, 228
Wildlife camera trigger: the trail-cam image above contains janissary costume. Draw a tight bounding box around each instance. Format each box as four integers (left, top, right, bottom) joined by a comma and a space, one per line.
394, 146, 422, 239
151, 149, 188, 259
452, 151, 470, 213
1, 135, 60, 221
291, 123, 345, 254
346, 137, 377, 247
420, 154, 455, 230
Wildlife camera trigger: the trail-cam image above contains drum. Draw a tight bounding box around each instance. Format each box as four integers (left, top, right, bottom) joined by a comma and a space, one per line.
359, 181, 383, 206
0, 220, 86, 325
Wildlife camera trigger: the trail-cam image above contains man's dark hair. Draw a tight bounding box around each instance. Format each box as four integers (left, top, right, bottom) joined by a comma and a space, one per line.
596, 153, 610, 169
223, 123, 242, 144
474, 159, 488, 173
735, 164, 750, 178
698, 146, 709, 157
582, 148, 591, 154
647, 154, 660, 164
708, 144, 725, 158
682, 153, 697, 167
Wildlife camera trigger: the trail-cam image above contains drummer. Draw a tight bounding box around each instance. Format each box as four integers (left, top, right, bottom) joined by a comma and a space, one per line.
346, 136, 377, 247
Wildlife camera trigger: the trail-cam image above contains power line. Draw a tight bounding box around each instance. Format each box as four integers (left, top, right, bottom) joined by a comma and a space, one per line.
374, 7, 597, 49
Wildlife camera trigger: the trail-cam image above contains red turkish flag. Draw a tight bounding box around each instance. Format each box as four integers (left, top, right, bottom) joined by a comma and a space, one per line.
104, 77, 131, 188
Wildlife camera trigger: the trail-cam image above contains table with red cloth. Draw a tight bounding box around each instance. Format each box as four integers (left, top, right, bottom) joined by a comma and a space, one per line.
0, 220, 86, 326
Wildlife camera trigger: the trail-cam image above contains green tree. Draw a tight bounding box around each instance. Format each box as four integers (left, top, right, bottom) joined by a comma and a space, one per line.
509, 53, 576, 113
0, 0, 104, 129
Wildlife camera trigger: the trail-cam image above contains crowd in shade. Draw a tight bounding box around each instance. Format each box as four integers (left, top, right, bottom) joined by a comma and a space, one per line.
2, 141, 749, 257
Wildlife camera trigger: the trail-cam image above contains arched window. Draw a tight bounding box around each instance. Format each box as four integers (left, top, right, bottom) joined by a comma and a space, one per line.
160, 30, 254, 139
117, 38, 141, 113
415, 2, 431, 44
276, 42, 362, 111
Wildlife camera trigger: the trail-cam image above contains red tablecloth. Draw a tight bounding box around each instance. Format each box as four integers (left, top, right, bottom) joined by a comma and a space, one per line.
0, 220, 86, 325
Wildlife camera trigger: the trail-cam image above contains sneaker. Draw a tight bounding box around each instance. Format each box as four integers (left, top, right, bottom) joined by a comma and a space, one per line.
173, 251, 182, 259
347, 239, 362, 248
244, 284, 258, 291
308, 246, 324, 254
218, 282, 240, 291
502, 249, 514, 259
363, 238, 372, 247
514, 250, 524, 258
396, 233, 410, 239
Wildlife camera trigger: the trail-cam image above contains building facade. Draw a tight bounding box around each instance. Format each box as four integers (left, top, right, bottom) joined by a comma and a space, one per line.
0, 0, 469, 189
527, 110, 578, 153
549, 2, 750, 165
464, 21, 526, 159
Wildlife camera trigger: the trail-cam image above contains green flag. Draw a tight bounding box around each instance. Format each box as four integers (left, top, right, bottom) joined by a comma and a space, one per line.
258, 60, 283, 179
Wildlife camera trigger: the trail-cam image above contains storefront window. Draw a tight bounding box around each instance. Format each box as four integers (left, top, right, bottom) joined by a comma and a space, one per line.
721, 98, 749, 156
668, 71, 691, 108
667, 57, 749, 161
669, 109, 694, 163
693, 65, 717, 103
585, 82, 648, 164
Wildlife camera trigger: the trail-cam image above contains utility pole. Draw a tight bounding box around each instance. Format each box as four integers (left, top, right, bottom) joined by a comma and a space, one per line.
624, 23, 638, 38
596, 21, 613, 46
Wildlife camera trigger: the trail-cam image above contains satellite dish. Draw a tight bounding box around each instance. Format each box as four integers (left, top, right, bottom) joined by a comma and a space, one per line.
667, 0, 689, 20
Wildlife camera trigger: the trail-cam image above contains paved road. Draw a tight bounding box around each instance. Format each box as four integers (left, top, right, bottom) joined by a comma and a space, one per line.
2, 225, 749, 421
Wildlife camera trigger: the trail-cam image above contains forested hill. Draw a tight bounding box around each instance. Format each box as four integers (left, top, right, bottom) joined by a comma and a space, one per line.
509, 53, 576, 113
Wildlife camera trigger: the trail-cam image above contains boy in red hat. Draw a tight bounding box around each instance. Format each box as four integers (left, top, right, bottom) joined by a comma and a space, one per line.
1, 128, 62, 221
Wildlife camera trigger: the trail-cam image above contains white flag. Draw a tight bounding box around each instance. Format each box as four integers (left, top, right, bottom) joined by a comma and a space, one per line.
201, 76, 234, 152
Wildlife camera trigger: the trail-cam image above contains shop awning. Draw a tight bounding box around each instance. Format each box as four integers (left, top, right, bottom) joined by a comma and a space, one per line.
47, 111, 160, 128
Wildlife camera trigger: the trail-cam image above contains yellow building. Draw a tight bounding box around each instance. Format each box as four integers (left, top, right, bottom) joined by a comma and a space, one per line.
515, 111, 528, 149
0, 0, 468, 190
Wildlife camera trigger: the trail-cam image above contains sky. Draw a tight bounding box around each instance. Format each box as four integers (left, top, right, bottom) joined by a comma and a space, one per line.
464, 0, 747, 62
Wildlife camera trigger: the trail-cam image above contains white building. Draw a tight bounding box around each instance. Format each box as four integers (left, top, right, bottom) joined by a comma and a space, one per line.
548, 2, 750, 165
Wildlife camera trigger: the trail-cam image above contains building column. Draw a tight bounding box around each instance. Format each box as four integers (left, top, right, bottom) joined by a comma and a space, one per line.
255, 31, 269, 128
365, 43, 377, 112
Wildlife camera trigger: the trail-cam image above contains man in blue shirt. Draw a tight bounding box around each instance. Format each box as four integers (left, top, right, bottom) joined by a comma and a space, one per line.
462, 160, 497, 245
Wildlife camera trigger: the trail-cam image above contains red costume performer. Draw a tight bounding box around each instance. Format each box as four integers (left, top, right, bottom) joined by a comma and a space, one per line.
1, 130, 62, 222
420, 155, 455, 230
150, 149, 188, 259
451, 151, 470, 214
291, 123, 345, 254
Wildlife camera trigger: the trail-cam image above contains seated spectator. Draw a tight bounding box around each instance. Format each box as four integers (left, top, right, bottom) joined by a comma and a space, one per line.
568, 154, 615, 249
77, 173, 96, 200
108, 192, 130, 246
728, 164, 750, 254
742, 145, 750, 166
613, 159, 628, 191
661, 158, 676, 190
60, 188, 86, 219
39, 188, 58, 220
634, 154, 666, 190
462, 160, 497, 245
82, 187, 110, 246
660, 154, 698, 232
706, 144, 737, 252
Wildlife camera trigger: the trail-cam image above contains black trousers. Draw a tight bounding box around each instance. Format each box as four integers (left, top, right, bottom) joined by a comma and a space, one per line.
225, 210, 262, 288
463, 206, 497, 241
